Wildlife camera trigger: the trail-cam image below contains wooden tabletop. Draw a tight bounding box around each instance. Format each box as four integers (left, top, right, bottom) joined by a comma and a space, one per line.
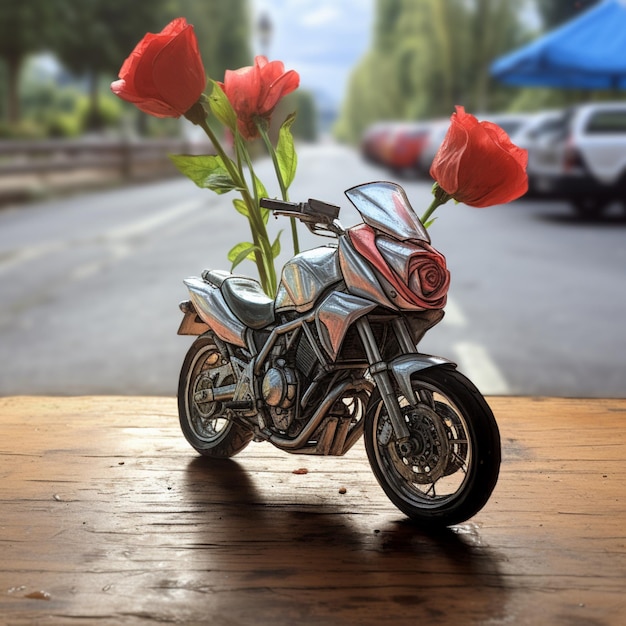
1, 395, 625, 625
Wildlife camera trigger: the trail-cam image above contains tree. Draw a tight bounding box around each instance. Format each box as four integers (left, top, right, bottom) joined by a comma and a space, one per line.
290, 91, 318, 142
174, 0, 251, 82
52, 0, 171, 131
334, 0, 531, 144
0, 1, 57, 124
535, 0, 602, 29
469, 0, 527, 112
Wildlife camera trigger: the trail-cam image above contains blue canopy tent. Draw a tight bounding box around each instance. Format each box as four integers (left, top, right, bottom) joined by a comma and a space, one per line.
491, 0, 626, 89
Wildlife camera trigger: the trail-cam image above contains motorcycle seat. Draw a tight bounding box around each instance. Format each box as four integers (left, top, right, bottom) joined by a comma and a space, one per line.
220, 276, 275, 330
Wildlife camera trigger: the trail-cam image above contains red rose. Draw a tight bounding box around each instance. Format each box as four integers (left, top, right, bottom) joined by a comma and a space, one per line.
111, 18, 206, 118
430, 106, 528, 208
220, 56, 299, 139
349, 225, 450, 310
407, 250, 449, 308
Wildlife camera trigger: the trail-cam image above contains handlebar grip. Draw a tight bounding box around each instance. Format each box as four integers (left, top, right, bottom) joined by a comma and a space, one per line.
260, 197, 302, 213
307, 198, 340, 221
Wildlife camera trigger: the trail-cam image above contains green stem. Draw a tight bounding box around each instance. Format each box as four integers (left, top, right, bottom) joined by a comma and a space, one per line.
196, 116, 274, 294
258, 124, 300, 256
420, 183, 452, 226
236, 135, 277, 295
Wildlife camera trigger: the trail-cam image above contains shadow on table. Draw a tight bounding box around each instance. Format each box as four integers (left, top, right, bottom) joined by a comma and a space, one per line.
183, 456, 510, 624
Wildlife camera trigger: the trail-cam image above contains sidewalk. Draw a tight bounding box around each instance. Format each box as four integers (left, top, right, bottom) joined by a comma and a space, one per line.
0, 169, 124, 205
1, 395, 625, 625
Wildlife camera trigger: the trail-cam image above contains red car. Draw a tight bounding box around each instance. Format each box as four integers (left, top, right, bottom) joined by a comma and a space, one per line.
383, 123, 431, 175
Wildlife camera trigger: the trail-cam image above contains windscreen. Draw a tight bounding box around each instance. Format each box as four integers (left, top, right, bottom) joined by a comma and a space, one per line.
345, 182, 430, 243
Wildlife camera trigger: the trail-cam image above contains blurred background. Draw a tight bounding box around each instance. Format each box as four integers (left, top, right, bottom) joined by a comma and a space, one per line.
0, 0, 625, 399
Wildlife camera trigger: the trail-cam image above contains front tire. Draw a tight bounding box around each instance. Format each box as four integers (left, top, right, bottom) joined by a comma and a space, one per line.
178, 334, 253, 458
364, 366, 500, 527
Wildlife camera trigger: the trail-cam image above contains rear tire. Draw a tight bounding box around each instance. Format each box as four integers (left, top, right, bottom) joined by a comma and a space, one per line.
364, 366, 500, 527
178, 334, 253, 458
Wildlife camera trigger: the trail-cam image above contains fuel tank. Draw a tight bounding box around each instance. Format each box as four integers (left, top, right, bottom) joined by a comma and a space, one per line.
274, 245, 342, 313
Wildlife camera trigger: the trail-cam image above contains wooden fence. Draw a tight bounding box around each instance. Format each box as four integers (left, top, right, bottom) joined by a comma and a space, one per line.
0, 137, 213, 202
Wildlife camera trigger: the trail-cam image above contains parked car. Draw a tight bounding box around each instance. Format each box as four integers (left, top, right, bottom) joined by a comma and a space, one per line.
361, 121, 438, 177
528, 102, 626, 216
416, 118, 451, 177
361, 123, 393, 164
360, 122, 410, 164
382, 123, 431, 175
509, 110, 565, 197
481, 112, 535, 140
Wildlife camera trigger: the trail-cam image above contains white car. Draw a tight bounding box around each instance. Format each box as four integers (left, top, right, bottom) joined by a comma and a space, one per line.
528, 102, 626, 216
509, 110, 564, 197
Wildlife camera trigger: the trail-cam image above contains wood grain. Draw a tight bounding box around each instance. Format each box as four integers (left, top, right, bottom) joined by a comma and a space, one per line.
0, 395, 625, 625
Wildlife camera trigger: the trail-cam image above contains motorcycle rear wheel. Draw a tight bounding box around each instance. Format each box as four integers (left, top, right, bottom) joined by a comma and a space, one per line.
364, 366, 500, 527
178, 334, 253, 458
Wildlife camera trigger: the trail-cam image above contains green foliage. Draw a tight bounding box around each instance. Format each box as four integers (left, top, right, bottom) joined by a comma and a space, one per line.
271, 231, 282, 259
335, 0, 536, 144
207, 81, 237, 133
13, 64, 124, 138
291, 91, 317, 142
535, 0, 601, 29
276, 113, 297, 189
52, 0, 171, 77
228, 242, 259, 270
169, 154, 239, 194
173, 0, 252, 81
0, 0, 60, 123
0, 0, 253, 134
0, 118, 46, 139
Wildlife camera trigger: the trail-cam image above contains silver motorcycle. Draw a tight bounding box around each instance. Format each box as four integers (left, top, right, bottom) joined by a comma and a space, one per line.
177, 181, 500, 527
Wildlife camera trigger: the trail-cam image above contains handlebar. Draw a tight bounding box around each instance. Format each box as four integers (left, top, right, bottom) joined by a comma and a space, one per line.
260, 196, 343, 237
260, 197, 340, 223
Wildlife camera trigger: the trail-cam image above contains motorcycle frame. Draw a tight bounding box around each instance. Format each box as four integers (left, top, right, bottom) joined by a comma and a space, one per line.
178, 229, 454, 452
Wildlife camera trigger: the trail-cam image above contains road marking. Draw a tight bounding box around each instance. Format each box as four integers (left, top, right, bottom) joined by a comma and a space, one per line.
103, 198, 204, 242
453, 341, 510, 395
443, 296, 467, 327
0, 242, 64, 276
69, 242, 134, 281
0, 199, 205, 278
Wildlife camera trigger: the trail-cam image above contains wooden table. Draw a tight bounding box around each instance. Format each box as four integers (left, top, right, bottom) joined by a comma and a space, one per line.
1, 396, 625, 625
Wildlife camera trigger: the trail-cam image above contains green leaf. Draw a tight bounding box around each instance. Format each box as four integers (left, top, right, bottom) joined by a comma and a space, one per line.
169, 154, 237, 195
228, 242, 260, 271
208, 80, 237, 132
271, 230, 283, 259
254, 176, 270, 224
254, 175, 268, 200
232, 198, 249, 217
276, 112, 298, 190
423, 217, 438, 229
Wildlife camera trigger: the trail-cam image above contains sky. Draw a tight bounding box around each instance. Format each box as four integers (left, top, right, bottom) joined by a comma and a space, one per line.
251, 0, 375, 109
250, 0, 543, 111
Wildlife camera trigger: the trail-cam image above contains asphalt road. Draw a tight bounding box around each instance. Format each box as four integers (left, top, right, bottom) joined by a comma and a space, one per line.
1, 142, 625, 398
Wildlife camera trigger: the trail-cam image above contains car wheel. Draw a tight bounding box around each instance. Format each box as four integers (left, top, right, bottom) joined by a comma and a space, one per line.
570, 195, 609, 218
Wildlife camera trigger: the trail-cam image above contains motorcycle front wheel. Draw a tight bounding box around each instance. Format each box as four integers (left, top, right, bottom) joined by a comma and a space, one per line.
364, 366, 500, 527
178, 334, 253, 458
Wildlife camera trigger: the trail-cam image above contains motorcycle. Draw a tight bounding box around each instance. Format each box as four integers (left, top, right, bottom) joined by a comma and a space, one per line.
177, 181, 500, 527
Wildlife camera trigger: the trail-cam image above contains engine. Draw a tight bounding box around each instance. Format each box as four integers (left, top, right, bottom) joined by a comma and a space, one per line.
261, 359, 299, 431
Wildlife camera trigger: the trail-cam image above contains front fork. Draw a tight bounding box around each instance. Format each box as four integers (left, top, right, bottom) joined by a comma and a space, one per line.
356, 316, 453, 450
356, 317, 412, 445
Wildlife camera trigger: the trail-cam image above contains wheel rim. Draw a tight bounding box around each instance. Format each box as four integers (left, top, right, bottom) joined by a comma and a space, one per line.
371, 381, 472, 508
184, 341, 233, 445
